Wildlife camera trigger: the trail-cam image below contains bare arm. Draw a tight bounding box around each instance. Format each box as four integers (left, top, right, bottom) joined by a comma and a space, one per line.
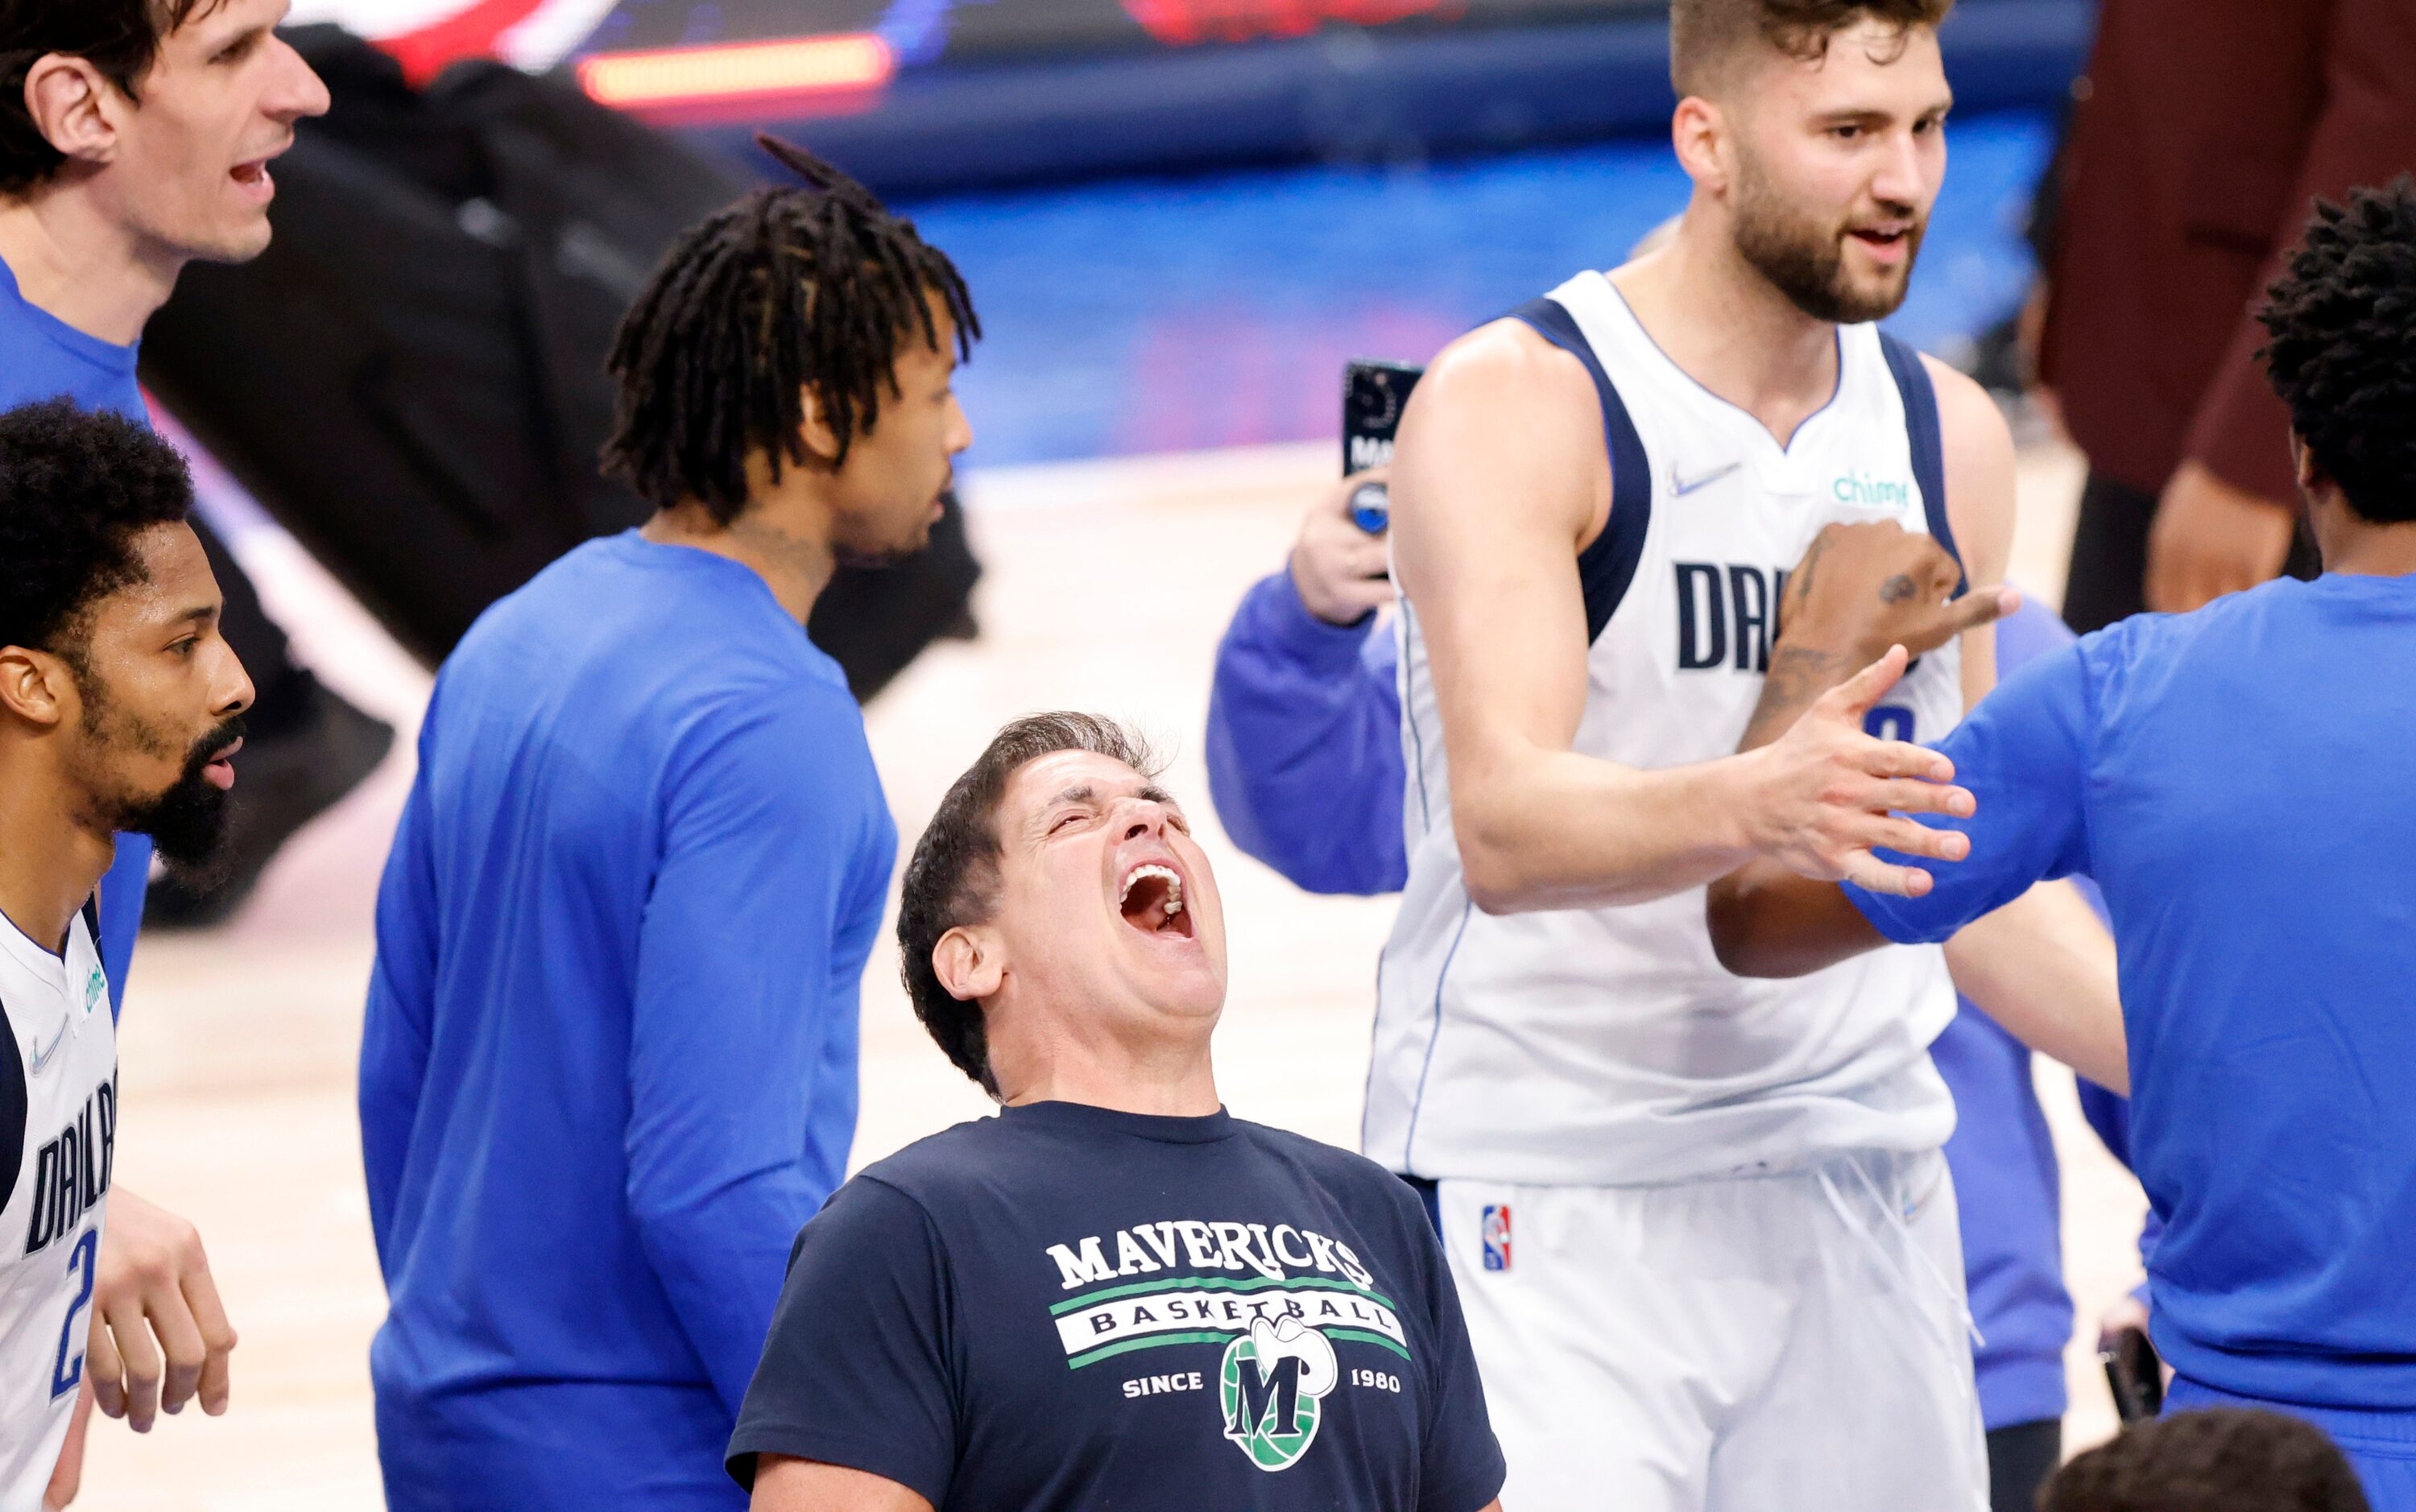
751, 1457, 935, 1512
1943, 885, 2126, 1094
1392, 322, 1979, 912
1709, 361, 2126, 1090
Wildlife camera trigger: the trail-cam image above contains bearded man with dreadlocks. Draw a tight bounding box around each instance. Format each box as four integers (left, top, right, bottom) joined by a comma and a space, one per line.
356, 138, 977, 1512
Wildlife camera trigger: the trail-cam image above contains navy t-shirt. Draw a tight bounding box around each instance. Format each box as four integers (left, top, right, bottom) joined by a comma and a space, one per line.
729, 1100, 1505, 1510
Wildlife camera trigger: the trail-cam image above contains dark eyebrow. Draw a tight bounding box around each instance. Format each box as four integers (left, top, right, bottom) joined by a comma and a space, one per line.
212, 23, 271, 58
172, 604, 217, 628
1137, 783, 1177, 808
1046, 784, 1097, 809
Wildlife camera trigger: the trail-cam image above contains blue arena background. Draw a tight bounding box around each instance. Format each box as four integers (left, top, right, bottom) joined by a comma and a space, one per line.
894, 108, 2055, 465
574, 0, 2083, 465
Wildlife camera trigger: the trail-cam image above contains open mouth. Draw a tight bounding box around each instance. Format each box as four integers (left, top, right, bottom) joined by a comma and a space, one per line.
1118, 861, 1194, 940
1848, 224, 1912, 258
201, 737, 242, 791
230, 160, 272, 198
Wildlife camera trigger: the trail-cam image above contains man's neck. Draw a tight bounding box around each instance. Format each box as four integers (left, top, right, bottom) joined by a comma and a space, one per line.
994, 1010, 1222, 1117
641, 498, 839, 627
0, 756, 114, 956
1608, 208, 1841, 449
0, 185, 181, 346
2316, 508, 2416, 580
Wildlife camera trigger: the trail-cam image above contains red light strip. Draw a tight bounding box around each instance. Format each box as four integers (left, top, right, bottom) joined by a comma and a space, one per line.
577, 35, 896, 109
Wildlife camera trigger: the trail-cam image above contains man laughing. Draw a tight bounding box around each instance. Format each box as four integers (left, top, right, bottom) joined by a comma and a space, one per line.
727, 714, 1508, 1512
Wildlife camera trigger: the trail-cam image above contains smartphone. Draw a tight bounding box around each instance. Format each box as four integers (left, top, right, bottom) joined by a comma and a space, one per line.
1342, 358, 1425, 535
2100, 1325, 2165, 1423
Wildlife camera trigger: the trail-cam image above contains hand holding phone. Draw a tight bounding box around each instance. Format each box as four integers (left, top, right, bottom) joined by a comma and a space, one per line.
1342, 358, 1425, 536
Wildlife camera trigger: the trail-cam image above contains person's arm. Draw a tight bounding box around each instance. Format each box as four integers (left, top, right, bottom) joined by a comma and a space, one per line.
1204, 475, 1408, 896
361, 746, 442, 1270
1709, 643, 2112, 1068
1390, 321, 1988, 912
1718, 363, 2127, 1092
2148, 0, 2416, 612
1938, 884, 2126, 1096
1927, 361, 2126, 1093
629, 689, 882, 1415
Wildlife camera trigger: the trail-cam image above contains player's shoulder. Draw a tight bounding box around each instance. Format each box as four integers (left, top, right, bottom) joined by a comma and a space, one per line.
1909, 352, 2015, 466
1425, 314, 1587, 390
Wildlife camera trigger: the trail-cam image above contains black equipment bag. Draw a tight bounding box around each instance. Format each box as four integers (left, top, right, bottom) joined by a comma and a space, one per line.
140, 27, 980, 700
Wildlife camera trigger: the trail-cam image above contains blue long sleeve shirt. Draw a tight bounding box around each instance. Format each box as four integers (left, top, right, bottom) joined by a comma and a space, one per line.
1847, 573, 2416, 1409
1, 254, 153, 1010
1204, 571, 2089, 1429
360, 532, 895, 1508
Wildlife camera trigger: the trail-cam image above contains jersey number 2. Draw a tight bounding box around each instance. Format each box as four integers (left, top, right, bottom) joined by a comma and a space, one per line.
50, 1228, 97, 1400
1864, 705, 1916, 743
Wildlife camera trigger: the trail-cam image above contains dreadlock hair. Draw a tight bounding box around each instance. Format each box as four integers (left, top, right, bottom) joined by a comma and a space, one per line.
2257, 177, 2416, 525
1669, 0, 1953, 97
601, 135, 979, 525
0, 0, 225, 195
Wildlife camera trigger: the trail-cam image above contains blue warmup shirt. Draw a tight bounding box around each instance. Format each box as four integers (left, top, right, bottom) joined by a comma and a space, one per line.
361, 532, 896, 1509
1848, 572, 2416, 1410
1205, 572, 2087, 1428
0, 254, 153, 1009
730, 1101, 1507, 1510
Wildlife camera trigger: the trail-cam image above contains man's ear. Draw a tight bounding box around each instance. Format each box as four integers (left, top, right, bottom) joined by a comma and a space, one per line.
933, 923, 1003, 1003
0, 646, 72, 729
2292, 434, 2347, 513
1670, 95, 1731, 195
792, 383, 842, 467
21, 55, 125, 171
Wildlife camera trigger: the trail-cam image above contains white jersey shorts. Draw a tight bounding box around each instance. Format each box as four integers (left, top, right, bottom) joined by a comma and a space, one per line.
1435, 1149, 1986, 1511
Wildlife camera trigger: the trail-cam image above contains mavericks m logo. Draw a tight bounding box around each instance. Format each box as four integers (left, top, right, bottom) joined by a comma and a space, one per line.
1220, 1317, 1339, 1472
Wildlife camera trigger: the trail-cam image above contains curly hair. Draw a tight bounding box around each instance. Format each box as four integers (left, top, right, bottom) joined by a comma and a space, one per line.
896, 714, 1162, 1097
0, 399, 195, 659
2258, 178, 2416, 526
2042, 1408, 2369, 1512
0, 0, 223, 195
601, 134, 978, 525
1669, 0, 1954, 95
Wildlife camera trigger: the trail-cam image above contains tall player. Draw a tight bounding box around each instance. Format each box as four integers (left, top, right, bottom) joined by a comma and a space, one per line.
0, 401, 249, 1510
1367, 1, 2119, 1506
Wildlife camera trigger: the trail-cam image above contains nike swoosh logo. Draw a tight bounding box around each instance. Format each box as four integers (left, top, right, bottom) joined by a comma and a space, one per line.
1670, 461, 1742, 497
27, 1025, 65, 1076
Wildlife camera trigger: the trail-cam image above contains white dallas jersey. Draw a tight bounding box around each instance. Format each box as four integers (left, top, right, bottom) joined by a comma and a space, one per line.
1367, 270, 1963, 1187
0, 905, 116, 1512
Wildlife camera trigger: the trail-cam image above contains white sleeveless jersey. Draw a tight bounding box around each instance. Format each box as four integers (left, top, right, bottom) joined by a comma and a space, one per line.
0, 907, 116, 1512
1366, 270, 1963, 1187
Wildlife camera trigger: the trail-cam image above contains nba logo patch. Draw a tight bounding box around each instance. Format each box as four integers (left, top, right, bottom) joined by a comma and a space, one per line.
1480, 1204, 1512, 1271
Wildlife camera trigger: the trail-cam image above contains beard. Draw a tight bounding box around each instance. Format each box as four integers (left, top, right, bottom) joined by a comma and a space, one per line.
831, 484, 950, 570
1731, 153, 1925, 324
123, 717, 243, 876
76, 667, 245, 878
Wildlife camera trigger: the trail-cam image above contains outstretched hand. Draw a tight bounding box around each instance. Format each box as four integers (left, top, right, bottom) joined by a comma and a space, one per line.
1746, 645, 1976, 897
